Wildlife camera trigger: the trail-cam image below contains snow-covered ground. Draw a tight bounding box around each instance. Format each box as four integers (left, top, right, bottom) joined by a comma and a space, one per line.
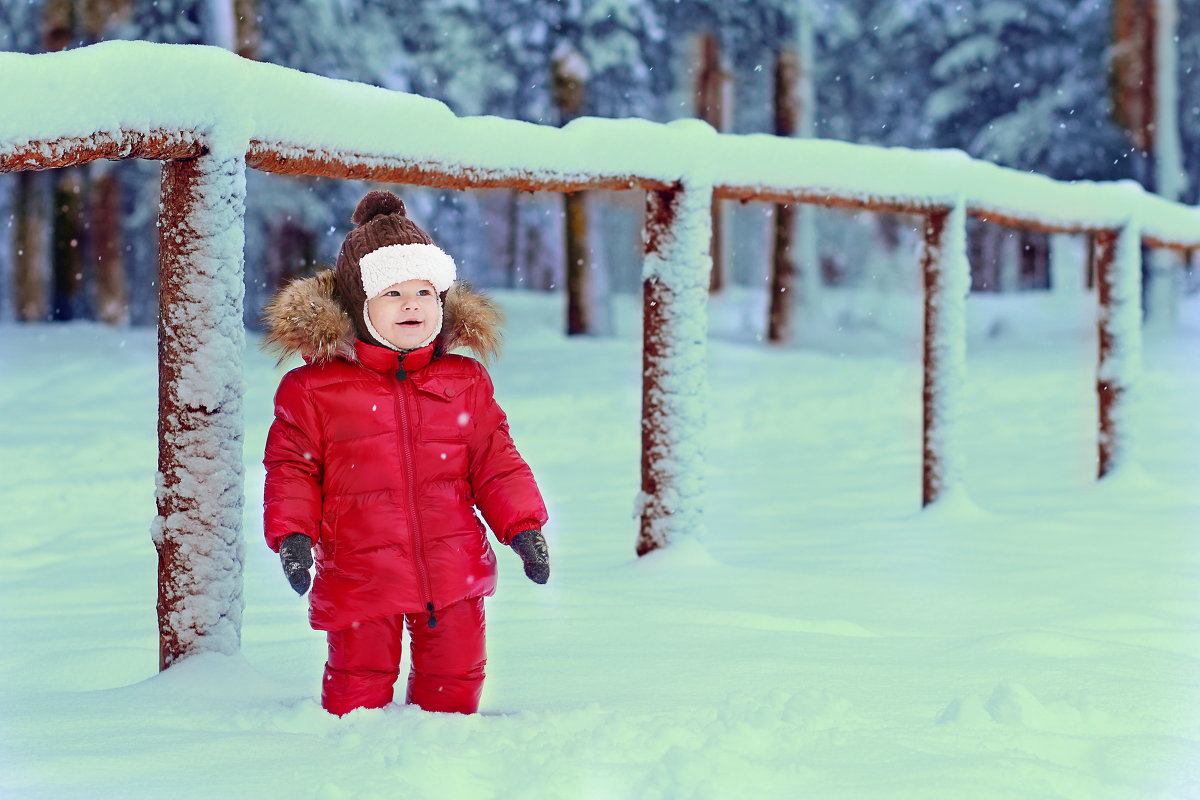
1, 286, 1197, 799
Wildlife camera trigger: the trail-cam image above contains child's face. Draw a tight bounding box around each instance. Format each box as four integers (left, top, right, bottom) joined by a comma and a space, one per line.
367, 279, 440, 350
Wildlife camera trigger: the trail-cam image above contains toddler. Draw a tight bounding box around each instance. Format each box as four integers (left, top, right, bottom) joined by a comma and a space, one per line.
262, 191, 549, 715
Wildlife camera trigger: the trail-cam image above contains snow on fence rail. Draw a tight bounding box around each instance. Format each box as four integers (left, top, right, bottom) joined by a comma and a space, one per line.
2, 42, 1197, 669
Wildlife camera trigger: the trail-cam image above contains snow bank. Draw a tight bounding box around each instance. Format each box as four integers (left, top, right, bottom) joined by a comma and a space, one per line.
1, 291, 1198, 798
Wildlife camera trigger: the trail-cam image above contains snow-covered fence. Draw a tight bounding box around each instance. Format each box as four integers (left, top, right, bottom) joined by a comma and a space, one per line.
1, 43, 1198, 667
713, 144, 1198, 498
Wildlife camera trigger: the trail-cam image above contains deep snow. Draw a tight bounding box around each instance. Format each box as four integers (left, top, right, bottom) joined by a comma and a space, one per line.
1, 287, 1197, 799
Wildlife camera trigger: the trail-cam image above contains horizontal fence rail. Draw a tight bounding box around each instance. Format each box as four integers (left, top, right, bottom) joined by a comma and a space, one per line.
1, 42, 1197, 668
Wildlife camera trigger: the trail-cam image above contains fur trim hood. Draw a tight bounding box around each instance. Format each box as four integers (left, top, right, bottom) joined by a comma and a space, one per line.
261, 269, 503, 365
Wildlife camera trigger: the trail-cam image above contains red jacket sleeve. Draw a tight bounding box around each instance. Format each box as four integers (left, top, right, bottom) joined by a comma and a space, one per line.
466, 366, 548, 545
263, 370, 324, 552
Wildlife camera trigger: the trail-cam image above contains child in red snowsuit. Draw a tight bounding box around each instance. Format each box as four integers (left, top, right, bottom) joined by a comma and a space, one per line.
262, 191, 549, 716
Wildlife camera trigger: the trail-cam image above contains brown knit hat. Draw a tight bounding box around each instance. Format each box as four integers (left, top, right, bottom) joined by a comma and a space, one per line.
335, 191, 457, 349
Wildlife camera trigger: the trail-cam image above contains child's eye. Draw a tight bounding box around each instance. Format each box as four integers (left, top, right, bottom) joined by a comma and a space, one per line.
418, 289, 432, 296
385, 290, 401, 297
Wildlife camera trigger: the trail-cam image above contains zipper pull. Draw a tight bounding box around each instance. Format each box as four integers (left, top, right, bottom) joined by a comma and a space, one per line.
426, 602, 437, 628
395, 355, 407, 382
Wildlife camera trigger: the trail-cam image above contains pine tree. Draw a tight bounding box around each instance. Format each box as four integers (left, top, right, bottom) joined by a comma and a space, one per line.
922, 0, 1131, 181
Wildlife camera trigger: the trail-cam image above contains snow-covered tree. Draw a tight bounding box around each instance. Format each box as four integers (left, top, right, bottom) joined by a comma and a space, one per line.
923, 0, 1131, 181
810, 0, 941, 146
0, 0, 44, 51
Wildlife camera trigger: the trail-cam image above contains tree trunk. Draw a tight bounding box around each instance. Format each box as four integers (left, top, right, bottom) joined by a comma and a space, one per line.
42, 0, 74, 52
504, 190, 520, 288
1111, 0, 1157, 153
234, 0, 260, 59
91, 165, 128, 324
1145, 0, 1184, 330
564, 191, 591, 335
1086, 234, 1098, 290
1018, 230, 1049, 290
768, 49, 799, 343
768, 203, 796, 343
51, 168, 86, 321
265, 218, 317, 292
81, 0, 131, 40
693, 32, 726, 293
792, 2, 821, 320
14, 172, 49, 322
968, 226, 1007, 293
997, 229, 1020, 293
553, 48, 594, 334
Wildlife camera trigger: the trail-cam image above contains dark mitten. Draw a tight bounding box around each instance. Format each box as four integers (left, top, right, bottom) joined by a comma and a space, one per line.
280, 533, 314, 595
510, 529, 550, 585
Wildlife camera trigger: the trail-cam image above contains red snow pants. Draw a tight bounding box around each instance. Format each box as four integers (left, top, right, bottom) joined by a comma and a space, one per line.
321, 596, 486, 716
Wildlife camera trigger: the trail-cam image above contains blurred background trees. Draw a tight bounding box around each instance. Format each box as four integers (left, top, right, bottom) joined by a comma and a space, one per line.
1, 0, 1196, 336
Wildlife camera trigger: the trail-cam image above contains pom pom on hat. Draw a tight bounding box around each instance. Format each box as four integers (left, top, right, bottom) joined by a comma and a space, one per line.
352, 191, 407, 226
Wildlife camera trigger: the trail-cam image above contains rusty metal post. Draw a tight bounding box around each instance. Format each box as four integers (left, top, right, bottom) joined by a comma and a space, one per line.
1095, 222, 1143, 478
155, 152, 247, 670
921, 201, 969, 507
638, 181, 713, 556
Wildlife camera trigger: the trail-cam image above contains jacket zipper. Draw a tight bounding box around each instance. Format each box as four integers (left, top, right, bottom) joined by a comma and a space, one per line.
394, 364, 437, 628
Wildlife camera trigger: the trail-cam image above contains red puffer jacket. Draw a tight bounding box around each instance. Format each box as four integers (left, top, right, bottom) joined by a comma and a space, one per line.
262, 273, 547, 631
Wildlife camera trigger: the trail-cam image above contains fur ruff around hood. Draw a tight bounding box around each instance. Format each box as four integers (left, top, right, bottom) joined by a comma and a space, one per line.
261, 269, 503, 365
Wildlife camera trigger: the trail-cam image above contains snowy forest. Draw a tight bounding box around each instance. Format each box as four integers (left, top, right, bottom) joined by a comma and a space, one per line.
1, 0, 1198, 332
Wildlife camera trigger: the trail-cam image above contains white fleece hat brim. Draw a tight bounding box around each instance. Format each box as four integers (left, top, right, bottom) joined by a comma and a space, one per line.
359, 243, 457, 299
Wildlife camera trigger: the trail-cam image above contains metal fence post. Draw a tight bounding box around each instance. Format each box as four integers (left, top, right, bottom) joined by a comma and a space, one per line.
155, 152, 247, 669
638, 180, 713, 555
921, 200, 969, 507
1095, 221, 1143, 478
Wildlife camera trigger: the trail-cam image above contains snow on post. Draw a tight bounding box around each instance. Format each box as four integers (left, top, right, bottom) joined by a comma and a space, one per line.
921, 200, 970, 507
638, 180, 713, 556
154, 151, 247, 670
1096, 221, 1144, 479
